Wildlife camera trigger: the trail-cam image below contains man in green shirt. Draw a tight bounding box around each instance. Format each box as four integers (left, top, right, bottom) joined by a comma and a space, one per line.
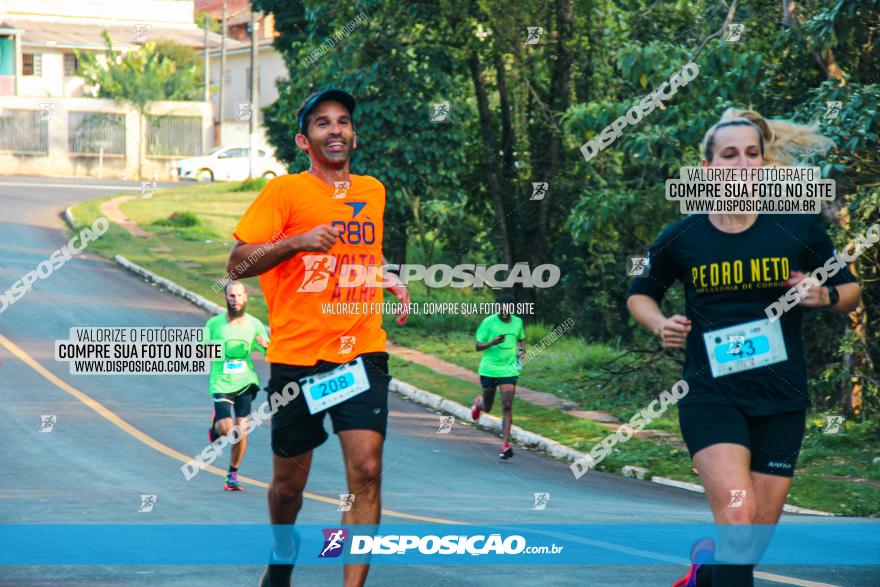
204, 280, 269, 490
470, 294, 526, 459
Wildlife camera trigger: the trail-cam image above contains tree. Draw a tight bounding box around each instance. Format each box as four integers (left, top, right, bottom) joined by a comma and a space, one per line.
253, 0, 473, 266
252, 0, 879, 417
75, 33, 200, 178
153, 40, 205, 101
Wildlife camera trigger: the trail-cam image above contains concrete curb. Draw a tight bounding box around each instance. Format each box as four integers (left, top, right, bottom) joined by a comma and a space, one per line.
390, 380, 835, 517
114, 254, 224, 316
389, 379, 592, 464
651, 476, 705, 493
110, 253, 836, 517
779, 504, 835, 516
63, 206, 77, 230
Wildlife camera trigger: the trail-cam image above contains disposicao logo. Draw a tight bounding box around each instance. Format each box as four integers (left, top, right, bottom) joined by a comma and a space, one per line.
319, 528, 348, 558
298, 255, 338, 292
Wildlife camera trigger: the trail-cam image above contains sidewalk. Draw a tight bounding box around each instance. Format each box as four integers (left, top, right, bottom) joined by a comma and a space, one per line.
386, 342, 677, 442
99, 195, 151, 238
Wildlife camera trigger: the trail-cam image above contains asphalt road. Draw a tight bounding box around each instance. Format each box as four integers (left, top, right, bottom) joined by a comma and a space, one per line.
0, 176, 877, 586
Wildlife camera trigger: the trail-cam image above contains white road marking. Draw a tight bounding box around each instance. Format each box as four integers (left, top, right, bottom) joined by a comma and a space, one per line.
0, 181, 141, 191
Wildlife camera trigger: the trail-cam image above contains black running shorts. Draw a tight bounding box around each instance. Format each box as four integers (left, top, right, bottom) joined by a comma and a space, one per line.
212, 383, 259, 421
678, 403, 806, 477
480, 375, 518, 389
267, 352, 391, 458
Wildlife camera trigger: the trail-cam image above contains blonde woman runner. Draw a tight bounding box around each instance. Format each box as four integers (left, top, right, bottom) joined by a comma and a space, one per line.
627, 109, 861, 586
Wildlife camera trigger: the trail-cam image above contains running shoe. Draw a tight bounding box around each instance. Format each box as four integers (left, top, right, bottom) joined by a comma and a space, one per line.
499, 444, 514, 460
471, 396, 482, 421
259, 562, 294, 587
672, 537, 715, 587
224, 471, 244, 491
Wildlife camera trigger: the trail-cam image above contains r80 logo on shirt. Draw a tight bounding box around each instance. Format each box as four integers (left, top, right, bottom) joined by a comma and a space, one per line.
331, 202, 376, 245
331, 220, 376, 244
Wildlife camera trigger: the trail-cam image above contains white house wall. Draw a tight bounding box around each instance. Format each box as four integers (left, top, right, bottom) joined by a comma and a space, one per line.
0, 0, 197, 27
18, 49, 113, 98
0, 95, 213, 179
210, 47, 286, 121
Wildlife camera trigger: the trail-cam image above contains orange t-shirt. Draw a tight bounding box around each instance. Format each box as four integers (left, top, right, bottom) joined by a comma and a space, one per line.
233, 171, 387, 366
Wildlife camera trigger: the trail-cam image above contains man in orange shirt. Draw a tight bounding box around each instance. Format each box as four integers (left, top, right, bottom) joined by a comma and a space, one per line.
227, 89, 409, 587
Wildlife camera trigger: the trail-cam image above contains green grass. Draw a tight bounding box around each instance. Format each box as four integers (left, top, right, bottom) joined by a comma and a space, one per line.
71, 182, 271, 317
791, 418, 880, 516
232, 177, 269, 192
152, 210, 201, 227
71, 180, 880, 516
390, 355, 697, 479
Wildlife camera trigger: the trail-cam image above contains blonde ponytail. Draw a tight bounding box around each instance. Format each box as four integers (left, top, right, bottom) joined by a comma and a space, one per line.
702, 108, 835, 166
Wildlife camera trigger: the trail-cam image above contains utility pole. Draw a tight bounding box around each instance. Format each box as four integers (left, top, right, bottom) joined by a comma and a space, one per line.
202, 15, 209, 103
248, 10, 259, 179
218, 0, 227, 146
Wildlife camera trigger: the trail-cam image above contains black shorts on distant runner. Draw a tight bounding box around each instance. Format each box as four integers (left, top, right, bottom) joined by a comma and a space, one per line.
480, 375, 518, 389
678, 403, 806, 477
212, 383, 259, 421
267, 352, 391, 458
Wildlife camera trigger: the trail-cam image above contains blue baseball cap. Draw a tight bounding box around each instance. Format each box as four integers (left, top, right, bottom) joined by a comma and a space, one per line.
297, 89, 356, 132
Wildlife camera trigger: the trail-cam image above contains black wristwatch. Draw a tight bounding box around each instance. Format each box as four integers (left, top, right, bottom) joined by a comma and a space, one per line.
825, 285, 840, 308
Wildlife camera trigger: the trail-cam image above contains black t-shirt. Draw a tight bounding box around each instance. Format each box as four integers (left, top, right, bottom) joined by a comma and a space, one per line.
627, 214, 856, 415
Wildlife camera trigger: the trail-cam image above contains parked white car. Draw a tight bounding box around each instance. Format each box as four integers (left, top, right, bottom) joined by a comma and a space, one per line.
174, 145, 287, 182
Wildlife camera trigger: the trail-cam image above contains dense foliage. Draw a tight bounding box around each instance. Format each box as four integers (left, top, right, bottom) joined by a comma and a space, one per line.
254, 0, 879, 417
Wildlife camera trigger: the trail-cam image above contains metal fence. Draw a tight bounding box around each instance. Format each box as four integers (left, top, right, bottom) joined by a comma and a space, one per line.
146, 115, 202, 157
68, 111, 126, 156
0, 109, 49, 154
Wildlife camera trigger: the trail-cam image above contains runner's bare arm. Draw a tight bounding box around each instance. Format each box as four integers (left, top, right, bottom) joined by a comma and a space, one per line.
226, 225, 341, 278
627, 294, 691, 350
382, 255, 409, 326
476, 336, 506, 352
827, 282, 860, 312
784, 272, 861, 313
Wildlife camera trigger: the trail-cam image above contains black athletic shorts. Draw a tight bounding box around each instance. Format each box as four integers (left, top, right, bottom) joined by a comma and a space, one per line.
212, 383, 259, 421
267, 352, 391, 458
678, 403, 807, 477
480, 375, 518, 389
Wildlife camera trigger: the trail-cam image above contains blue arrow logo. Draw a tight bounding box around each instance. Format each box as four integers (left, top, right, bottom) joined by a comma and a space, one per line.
345, 202, 367, 218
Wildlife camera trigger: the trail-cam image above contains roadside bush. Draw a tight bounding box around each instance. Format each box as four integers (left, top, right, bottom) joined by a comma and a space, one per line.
233, 177, 268, 192
152, 211, 201, 227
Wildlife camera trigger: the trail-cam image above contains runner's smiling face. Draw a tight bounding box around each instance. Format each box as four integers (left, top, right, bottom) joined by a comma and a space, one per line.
296, 100, 357, 166
703, 125, 764, 167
